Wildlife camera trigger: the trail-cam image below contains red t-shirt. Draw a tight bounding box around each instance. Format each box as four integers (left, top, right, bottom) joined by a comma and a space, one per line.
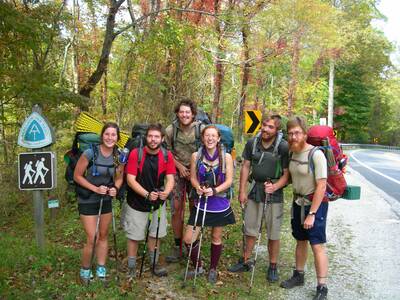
126, 147, 176, 212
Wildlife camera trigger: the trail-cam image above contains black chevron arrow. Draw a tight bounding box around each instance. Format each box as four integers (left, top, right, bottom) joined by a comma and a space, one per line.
246, 111, 261, 134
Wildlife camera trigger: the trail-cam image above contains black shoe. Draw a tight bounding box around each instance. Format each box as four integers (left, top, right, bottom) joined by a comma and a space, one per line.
151, 264, 168, 277
165, 246, 182, 263
208, 269, 218, 284
280, 270, 304, 289
267, 266, 279, 282
227, 258, 253, 273
313, 285, 328, 300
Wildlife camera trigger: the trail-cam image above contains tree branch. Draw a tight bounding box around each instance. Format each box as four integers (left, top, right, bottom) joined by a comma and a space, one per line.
114, 7, 218, 37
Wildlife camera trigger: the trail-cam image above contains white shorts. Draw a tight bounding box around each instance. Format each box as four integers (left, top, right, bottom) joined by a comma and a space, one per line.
122, 202, 167, 241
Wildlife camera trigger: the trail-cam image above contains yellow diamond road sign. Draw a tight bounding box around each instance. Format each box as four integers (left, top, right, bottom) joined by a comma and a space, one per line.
244, 110, 262, 134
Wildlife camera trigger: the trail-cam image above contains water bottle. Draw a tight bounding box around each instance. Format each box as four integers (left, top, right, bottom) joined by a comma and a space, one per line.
118, 148, 130, 164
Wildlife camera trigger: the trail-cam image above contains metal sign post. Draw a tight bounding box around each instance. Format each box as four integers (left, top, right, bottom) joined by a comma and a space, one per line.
18, 105, 56, 250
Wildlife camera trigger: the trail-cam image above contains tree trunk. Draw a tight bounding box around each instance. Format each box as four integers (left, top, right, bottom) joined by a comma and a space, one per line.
101, 69, 108, 115
0, 100, 8, 164
79, 0, 124, 107
237, 24, 251, 142
211, 0, 224, 123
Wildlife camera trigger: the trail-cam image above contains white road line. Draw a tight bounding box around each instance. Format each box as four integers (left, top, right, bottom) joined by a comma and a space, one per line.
351, 150, 400, 186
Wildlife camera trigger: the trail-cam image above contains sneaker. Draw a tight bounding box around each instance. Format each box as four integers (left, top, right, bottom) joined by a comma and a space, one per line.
79, 268, 93, 285
208, 269, 218, 284
183, 266, 205, 279
267, 266, 279, 282
227, 258, 253, 273
165, 245, 182, 263
280, 270, 304, 289
151, 264, 168, 277
96, 265, 107, 281
313, 285, 328, 300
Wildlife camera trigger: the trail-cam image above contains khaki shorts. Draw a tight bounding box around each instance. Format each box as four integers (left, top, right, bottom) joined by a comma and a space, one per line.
244, 200, 284, 240
122, 202, 167, 241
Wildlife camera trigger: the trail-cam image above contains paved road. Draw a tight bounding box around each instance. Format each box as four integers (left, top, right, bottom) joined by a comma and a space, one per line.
348, 149, 400, 201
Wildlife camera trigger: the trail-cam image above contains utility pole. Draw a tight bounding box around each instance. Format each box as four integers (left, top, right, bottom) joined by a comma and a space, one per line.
327, 59, 335, 127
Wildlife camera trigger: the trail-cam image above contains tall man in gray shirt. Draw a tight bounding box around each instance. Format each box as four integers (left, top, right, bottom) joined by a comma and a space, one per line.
228, 114, 289, 282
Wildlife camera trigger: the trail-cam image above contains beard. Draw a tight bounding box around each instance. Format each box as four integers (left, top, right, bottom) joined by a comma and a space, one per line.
289, 139, 306, 153
147, 142, 161, 150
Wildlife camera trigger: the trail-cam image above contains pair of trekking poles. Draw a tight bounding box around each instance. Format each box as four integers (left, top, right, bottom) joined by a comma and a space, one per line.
183, 184, 209, 288
139, 192, 163, 278
88, 192, 120, 284
248, 179, 272, 293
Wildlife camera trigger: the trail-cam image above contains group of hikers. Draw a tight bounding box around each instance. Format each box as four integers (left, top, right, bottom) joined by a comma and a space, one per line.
73, 99, 330, 300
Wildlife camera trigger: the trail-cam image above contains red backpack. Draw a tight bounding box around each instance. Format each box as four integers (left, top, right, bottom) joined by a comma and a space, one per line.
307, 125, 347, 201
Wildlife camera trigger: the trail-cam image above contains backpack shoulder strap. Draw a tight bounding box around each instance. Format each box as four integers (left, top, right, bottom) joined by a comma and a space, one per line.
308, 146, 319, 174
171, 120, 179, 151
160, 146, 169, 164
195, 121, 202, 149
251, 134, 260, 157
272, 131, 283, 157
220, 144, 227, 175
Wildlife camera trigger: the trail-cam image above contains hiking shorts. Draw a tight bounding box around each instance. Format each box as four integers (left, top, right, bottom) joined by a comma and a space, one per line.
170, 174, 193, 215
78, 199, 112, 216
291, 201, 328, 245
244, 200, 284, 241
122, 202, 167, 241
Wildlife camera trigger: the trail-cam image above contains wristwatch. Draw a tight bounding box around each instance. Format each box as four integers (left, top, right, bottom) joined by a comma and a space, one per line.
308, 211, 316, 216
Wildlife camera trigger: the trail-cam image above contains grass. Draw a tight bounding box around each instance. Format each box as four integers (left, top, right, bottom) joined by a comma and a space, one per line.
0, 145, 318, 300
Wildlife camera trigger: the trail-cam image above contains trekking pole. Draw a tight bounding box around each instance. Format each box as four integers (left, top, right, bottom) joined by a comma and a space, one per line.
111, 199, 119, 282
88, 196, 104, 285
152, 199, 162, 275
180, 181, 187, 257
241, 203, 246, 256
139, 205, 153, 278
193, 192, 209, 287
249, 180, 271, 293
183, 194, 202, 286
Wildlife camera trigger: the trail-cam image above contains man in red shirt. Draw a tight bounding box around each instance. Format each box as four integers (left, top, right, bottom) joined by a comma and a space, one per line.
122, 124, 176, 277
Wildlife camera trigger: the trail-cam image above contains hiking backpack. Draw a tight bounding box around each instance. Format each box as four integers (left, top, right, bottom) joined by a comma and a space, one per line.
306, 125, 347, 201
64, 132, 101, 185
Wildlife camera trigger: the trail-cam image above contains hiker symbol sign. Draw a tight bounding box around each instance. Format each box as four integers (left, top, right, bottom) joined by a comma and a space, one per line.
18, 152, 56, 190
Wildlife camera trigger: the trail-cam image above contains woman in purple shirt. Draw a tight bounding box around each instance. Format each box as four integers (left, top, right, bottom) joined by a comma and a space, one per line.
183, 125, 236, 284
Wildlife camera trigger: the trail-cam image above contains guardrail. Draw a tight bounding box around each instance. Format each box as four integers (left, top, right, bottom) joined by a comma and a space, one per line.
341, 143, 400, 152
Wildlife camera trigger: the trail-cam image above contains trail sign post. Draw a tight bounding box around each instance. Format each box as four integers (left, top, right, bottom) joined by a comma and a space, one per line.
18, 105, 56, 250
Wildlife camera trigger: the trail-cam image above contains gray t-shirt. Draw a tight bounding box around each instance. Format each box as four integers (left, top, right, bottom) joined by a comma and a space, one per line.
77, 146, 115, 204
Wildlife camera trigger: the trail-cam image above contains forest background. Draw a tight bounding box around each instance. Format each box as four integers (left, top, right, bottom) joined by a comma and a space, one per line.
1, 1, 400, 299
1, 0, 400, 167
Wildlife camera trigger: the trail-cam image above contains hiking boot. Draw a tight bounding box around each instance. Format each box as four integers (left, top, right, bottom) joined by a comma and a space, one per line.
151, 264, 168, 277
127, 267, 136, 279
79, 268, 93, 285
227, 258, 254, 273
267, 266, 279, 282
208, 269, 218, 285
96, 265, 107, 281
313, 285, 328, 300
184, 266, 205, 279
280, 270, 304, 289
166, 245, 182, 263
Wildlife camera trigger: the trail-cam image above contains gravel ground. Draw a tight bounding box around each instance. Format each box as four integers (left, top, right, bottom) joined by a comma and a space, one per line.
284, 167, 400, 300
